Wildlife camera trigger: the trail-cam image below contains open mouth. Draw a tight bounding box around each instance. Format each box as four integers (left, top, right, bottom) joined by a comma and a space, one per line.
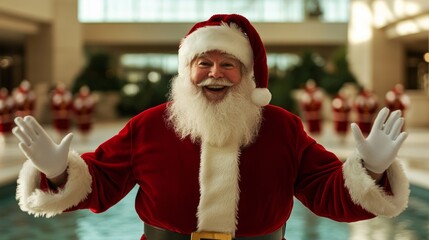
201, 84, 230, 101
204, 85, 228, 92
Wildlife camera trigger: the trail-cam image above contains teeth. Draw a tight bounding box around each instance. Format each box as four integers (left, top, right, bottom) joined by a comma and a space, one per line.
207, 86, 225, 89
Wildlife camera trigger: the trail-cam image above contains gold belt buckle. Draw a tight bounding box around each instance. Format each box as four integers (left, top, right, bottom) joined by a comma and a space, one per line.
191, 231, 232, 240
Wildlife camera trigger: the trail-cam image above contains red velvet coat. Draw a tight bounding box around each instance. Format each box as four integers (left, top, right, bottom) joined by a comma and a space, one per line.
64, 103, 375, 238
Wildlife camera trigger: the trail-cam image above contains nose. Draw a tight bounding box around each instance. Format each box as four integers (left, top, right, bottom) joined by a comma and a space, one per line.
208, 64, 224, 79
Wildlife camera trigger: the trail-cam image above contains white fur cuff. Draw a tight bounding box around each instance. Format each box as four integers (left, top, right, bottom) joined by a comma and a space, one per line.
343, 152, 410, 217
16, 150, 92, 217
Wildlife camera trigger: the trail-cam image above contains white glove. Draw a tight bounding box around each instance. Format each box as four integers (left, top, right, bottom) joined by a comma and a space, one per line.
13, 116, 73, 179
351, 107, 408, 174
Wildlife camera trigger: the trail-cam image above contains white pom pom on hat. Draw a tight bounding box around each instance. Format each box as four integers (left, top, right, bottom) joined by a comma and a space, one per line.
178, 14, 272, 106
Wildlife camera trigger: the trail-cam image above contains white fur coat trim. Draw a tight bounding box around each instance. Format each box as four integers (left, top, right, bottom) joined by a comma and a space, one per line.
197, 141, 241, 235
343, 152, 410, 217
16, 150, 92, 218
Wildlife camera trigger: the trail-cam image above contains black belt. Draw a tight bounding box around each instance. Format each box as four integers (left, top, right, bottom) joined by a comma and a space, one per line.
144, 223, 285, 240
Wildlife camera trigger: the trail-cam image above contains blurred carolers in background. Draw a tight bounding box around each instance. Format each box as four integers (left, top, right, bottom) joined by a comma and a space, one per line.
0, 78, 410, 144
299, 79, 324, 136
50, 83, 97, 141
0, 88, 14, 135
353, 88, 378, 137
13, 80, 36, 118
385, 84, 410, 130
331, 88, 352, 141
0, 81, 98, 140
51, 83, 73, 138
72, 85, 96, 140
0, 80, 36, 137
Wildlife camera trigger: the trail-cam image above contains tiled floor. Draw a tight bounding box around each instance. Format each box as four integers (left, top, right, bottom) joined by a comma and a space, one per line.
0, 119, 428, 189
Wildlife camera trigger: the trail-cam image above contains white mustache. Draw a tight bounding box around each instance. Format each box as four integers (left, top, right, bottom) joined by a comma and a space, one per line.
197, 78, 234, 87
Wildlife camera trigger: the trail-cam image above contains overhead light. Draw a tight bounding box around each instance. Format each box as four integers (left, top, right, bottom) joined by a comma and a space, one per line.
415, 14, 429, 30
0, 56, 13, 69
349, 2, 373, 44
148, 71, 161, 83
122, 83, 140, 96
424, 52, 429, 63
372, 0, 394, 28
396, 20, 419, 35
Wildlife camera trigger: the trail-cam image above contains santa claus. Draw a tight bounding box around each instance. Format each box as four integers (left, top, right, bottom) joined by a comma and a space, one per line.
13, 14, 409, 240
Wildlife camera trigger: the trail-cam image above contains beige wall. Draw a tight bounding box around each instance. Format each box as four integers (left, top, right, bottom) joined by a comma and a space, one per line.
0, 0, 53, 22
83, 22, 348, 47
51, 0, 83, 87
24, 0, 83, 121
0, 0, 51, 37
23, 0, 83, 88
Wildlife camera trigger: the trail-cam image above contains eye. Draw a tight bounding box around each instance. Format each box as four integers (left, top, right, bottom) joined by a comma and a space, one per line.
221, 62, 237, 69
199, 61, 210, 66
196, 60, 212, 67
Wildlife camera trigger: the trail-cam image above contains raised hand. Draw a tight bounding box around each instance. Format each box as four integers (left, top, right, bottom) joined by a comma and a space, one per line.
13, 116, 73, 178
351, 107, 408, 174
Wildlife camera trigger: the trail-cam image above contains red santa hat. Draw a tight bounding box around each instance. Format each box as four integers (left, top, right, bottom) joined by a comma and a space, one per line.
178, 14, 272, 106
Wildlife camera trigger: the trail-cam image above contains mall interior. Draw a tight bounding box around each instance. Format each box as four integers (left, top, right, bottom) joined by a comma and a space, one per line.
0, 0, 428, 239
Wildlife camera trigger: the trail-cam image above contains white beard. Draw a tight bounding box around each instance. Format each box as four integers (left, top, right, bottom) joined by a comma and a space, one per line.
166, 74, 262, 147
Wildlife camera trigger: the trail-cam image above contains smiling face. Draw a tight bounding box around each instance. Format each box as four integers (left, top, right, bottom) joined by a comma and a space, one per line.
167, 50, 262, 146
190, 50, 243, 103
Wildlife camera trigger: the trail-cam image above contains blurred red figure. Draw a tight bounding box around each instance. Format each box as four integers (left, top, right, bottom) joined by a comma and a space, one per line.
299, 79, 323, 135
354, 89, 378, 136
73, 86, 95, 136
51, 83, 73, 135
332, 91, 351, 138
385, 84, 410, 119
0, 88, 15, 135
13, 80, 36, 117
385, 84, 410, 131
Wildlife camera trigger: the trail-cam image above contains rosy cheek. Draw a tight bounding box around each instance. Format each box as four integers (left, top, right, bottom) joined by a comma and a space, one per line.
190, 70, 204, 85
230, 73, 242, 85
